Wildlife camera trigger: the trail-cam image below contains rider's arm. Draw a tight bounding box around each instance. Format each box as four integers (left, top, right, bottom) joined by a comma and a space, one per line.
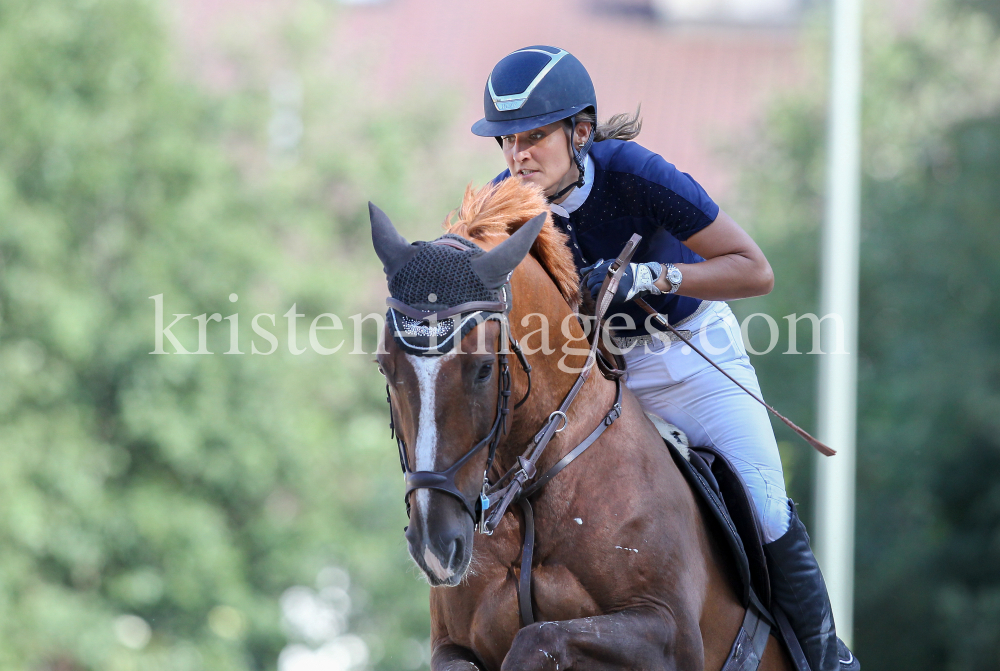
656, 209, 774, 301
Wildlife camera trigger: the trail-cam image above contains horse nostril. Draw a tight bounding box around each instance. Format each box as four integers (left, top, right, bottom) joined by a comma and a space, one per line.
404, 523, 421, 551
448, 535, 464, 570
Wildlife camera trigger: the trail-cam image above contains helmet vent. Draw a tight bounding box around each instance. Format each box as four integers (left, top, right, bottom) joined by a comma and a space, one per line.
471, 46, 595, 139
490, 51, 551, 96
495, 99, 526, 111
488, 48, 569, 112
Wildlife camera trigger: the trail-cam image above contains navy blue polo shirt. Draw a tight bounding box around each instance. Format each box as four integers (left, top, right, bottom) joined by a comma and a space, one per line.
495, 139, 719, 337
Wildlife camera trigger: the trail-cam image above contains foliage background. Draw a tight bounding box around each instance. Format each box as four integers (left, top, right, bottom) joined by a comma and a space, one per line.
0, 0, 998, 669
733, 2, 1000, 669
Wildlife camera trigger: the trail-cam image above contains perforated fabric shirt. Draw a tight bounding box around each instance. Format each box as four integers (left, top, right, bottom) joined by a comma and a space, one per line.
495, 139, 719, 336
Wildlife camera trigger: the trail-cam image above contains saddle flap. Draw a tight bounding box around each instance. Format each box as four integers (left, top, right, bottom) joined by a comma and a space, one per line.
691, 446, 771, 607
664, 440, 753, 605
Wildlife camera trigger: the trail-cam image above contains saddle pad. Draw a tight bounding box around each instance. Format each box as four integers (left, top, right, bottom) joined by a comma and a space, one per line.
690, 445, 771, 607
662, 438, 816, 671
663, 439, 752, 604
661, 439, 772, 607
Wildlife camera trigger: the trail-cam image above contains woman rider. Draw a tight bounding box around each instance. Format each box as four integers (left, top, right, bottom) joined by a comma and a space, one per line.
471, 46, 857, 671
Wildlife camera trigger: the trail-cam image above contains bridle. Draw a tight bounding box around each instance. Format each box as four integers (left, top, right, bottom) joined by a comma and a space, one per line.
387, 281, 533, 523
385, 234, 641, 625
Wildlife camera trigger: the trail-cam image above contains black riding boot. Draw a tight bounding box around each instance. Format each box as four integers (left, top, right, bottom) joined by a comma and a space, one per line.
764, 501, 859, 671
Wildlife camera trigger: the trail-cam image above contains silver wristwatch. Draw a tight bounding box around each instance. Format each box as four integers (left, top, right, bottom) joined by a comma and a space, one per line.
663, 263, 682, 294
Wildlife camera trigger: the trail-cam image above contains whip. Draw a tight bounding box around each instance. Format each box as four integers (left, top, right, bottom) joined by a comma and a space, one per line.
631, 296, 836, 457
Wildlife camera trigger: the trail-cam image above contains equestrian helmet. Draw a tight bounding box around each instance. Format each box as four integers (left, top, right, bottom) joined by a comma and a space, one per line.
471, 46, 597, 138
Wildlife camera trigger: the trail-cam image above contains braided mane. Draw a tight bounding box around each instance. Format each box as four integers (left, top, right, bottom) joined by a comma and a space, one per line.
445, 179, 581, 310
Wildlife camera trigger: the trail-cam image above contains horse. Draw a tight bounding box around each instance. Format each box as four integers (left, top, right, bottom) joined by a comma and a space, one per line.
371, 178, 793, 671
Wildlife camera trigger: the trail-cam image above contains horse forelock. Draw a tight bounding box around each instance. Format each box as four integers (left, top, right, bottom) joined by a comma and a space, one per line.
444, 179, 581, 310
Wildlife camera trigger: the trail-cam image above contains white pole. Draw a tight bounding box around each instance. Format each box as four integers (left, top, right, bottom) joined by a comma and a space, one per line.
815, 0, 863, 647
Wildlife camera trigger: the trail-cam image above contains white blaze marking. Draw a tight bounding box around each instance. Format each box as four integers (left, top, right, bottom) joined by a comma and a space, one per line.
406, 353, 456, 560
574, 518, 583, 525
423, 546, 453, 582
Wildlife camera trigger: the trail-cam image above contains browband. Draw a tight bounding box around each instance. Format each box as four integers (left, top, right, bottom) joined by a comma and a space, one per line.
386, 297, 509, 322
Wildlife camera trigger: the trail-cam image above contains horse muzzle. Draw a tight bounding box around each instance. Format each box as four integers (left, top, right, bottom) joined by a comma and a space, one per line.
405, 490, 475, 586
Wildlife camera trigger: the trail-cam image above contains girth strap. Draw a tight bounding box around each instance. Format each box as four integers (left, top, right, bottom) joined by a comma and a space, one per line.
721, 599, 772, 671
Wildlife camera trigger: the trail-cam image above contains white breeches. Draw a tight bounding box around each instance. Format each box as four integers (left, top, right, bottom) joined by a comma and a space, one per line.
621, 301, 791, 543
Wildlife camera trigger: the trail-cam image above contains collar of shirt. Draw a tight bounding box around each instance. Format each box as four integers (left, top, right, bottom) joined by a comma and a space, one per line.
549, 154, 594, 219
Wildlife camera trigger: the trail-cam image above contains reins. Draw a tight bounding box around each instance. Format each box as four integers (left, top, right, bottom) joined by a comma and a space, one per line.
477, 234, 640, 534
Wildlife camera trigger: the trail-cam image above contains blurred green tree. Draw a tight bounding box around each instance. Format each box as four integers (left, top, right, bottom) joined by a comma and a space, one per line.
0, 0, 484, 668
731, 3, 1000, 668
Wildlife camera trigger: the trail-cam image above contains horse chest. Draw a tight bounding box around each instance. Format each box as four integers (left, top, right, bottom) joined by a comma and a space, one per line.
435, 533, 602, 668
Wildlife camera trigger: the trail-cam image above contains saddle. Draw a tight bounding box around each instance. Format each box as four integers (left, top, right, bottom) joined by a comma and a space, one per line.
649, 417, 814, 671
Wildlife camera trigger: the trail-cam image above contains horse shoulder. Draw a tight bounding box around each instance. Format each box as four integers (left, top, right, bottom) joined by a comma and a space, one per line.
530, 563, 602, 622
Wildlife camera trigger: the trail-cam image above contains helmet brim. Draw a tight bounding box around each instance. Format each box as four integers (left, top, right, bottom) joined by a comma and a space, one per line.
470, 104, 593, 138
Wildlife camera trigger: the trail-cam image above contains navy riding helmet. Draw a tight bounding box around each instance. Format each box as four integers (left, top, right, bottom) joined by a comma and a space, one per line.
472, 46, 597, 197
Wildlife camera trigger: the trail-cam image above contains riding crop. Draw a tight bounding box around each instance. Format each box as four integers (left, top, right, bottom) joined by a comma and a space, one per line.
631, 296, 836, 457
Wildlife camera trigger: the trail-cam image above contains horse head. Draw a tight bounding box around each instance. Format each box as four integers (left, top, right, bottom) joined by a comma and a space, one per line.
371, 201, 547, 586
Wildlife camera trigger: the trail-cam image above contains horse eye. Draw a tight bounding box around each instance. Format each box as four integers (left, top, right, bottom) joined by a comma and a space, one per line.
476, 362, 494, 382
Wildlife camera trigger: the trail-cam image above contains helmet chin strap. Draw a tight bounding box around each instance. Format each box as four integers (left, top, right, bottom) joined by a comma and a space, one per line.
548, 115, 593, 204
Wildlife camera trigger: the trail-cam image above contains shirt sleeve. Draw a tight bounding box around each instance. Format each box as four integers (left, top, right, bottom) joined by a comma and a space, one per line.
615, 143, 719, 241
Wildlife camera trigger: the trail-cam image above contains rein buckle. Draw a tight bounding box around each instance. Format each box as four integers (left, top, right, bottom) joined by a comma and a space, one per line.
605, 403, 622, 426
517, 456, 537, 480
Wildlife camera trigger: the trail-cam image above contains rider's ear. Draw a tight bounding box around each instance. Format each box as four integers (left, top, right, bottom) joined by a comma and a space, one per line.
370, 202, 419, 278
470, 212, 547, 289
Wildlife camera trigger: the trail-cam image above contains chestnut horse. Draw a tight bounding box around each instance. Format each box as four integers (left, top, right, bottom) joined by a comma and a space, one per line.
373, 179, 792, 671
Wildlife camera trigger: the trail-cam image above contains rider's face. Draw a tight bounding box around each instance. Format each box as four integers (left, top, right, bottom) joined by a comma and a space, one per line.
501, 122, 576, 199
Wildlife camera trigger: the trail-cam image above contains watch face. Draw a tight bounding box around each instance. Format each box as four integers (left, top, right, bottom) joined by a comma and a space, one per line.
667, 268, 683, 284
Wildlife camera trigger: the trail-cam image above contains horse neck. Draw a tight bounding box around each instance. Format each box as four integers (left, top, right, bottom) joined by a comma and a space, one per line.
491, 259, 613, 476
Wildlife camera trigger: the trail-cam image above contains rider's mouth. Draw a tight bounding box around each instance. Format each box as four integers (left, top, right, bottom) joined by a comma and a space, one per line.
518, 169, 538, 177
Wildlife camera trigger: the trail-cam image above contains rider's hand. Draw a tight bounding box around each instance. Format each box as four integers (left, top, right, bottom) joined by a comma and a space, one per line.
583, 259, 663, 308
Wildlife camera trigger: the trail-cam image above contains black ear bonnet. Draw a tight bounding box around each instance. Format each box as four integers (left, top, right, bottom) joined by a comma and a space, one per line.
369, 203, 545, 356
389, 234, 500, 310
387, 234, 507, 355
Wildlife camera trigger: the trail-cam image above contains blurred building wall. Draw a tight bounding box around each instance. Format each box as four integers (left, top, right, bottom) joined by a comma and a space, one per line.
173, 0, 807, 201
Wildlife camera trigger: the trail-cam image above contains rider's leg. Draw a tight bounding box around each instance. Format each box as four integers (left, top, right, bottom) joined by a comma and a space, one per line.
765, 500, 844, 671
622, 301, 856, 671
623, 301, 789, 542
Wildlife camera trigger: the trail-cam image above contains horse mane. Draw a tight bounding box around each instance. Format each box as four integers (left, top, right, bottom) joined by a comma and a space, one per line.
444, 179, 581, 310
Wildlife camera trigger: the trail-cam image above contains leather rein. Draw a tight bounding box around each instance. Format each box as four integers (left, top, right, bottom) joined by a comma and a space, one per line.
386, 234, 642, 626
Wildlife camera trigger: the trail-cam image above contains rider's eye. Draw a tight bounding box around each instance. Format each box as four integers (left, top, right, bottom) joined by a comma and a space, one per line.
476, 362, 493, 382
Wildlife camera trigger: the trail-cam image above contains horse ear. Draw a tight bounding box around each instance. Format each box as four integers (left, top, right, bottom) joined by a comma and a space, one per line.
370, 202, 418, 278
470, 212, 546, 288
